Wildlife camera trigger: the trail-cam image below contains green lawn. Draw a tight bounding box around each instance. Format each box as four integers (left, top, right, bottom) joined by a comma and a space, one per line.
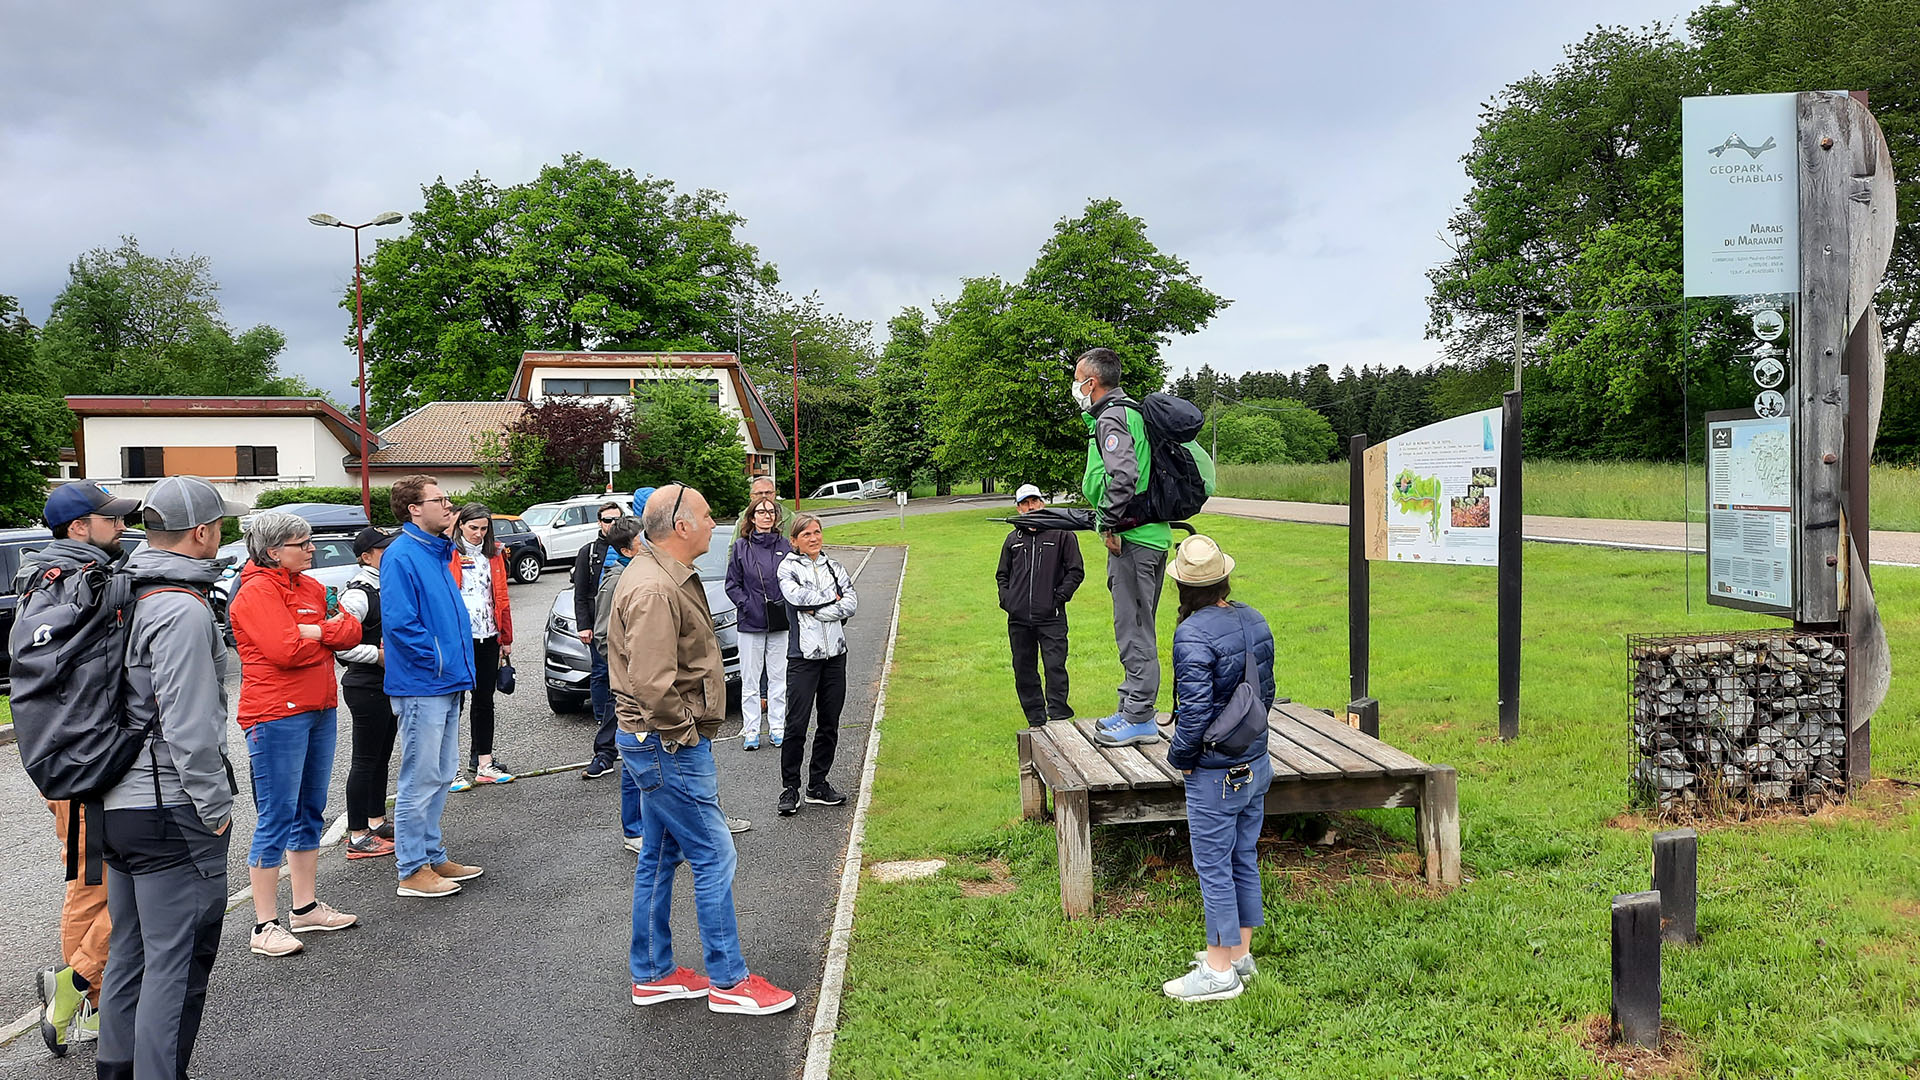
1216, 460, 1920, 532
822, 510, 1920, 1079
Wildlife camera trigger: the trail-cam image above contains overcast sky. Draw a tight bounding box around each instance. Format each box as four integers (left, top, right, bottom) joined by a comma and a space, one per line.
0, 0, 1696, 403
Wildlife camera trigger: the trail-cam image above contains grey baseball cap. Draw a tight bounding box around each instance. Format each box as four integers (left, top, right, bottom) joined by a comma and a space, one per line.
139, 476, 247, 530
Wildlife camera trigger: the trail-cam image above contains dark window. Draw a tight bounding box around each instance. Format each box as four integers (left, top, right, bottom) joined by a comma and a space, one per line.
584, 379, 632, 395
697, 378, 721, 404
235, 445, 279, 478
543, 378, 588, 395
311, 539, 358, 569
122, 447, 165, 479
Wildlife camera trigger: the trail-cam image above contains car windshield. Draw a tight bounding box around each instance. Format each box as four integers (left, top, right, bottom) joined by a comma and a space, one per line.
521, 505, 559, 527
695, 526, 733, 581
311, 537, 358, 570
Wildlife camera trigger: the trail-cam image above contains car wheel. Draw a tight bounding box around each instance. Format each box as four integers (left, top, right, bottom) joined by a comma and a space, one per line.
515, 552, 542, 583
548, 688, 586, 714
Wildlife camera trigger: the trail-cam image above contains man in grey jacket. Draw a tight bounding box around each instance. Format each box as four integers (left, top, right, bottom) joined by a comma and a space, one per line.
96, 475, 244, 1080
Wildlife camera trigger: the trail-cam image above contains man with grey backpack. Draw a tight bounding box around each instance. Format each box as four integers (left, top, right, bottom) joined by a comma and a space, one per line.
11, 476, 245, 1079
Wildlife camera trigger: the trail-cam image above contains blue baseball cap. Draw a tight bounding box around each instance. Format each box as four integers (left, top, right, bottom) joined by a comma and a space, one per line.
43, 481, 140, 530
631, 486, 657, 509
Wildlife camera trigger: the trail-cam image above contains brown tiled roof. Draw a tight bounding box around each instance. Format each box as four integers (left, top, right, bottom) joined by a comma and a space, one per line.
363, 401, 526, 467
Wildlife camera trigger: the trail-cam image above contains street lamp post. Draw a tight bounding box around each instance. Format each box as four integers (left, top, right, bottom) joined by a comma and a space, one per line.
791, 332, 801, 512
308, 210, 403, 519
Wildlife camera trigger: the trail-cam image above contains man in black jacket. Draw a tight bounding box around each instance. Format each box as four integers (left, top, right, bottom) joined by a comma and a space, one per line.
574, 502, 625, 778
996, 486, 1085, 727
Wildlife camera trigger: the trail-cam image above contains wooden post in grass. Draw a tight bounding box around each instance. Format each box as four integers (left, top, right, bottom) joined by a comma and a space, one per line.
1498, 390, 1522, 740
1346, 433, 1379, 738
1054, 788, 1093, 918
1652, 829, 1699, 945
1611, 891, 1662, 1048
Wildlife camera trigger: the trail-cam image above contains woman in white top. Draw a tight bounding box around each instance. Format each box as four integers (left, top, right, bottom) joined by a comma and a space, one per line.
449, 503, 515, 790
775, 513, 857, 817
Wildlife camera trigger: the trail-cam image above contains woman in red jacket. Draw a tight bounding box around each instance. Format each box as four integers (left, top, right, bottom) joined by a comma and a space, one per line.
449, 503, 516, 790
229, 511, 362, 959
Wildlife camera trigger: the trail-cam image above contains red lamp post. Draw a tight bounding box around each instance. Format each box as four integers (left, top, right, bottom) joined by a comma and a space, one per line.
308, 210, 403, 519
791, 332, 801, 512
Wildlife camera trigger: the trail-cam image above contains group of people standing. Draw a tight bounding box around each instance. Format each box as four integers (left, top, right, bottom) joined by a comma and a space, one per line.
1001, 347, 1281, 1003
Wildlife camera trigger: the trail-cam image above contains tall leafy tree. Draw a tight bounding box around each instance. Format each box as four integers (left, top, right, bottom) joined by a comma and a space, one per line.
860, 307, 942, 492
0, 295, 72, 525
35, 237, 311, 398
356, 154, 776, 425
739, 287, 877, 488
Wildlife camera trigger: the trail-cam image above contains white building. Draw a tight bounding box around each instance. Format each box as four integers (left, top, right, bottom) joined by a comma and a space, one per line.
507, 351, 788, 478
66, 396, 372, 506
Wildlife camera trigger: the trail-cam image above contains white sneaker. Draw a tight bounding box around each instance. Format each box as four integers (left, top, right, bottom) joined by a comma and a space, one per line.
1192, 951, 1257, 981
1162, 960, 1242, 1002
623, 835, 645, 855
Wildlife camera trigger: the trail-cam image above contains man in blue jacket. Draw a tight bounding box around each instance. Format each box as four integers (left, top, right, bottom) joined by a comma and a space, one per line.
382, 474, 484, 899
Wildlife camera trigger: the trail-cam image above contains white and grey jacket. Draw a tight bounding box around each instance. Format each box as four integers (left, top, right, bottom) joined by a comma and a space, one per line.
778, 551, 857, 660
105, 547, 236, 831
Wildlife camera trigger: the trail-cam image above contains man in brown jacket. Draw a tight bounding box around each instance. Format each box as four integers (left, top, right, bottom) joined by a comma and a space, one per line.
607, 484, 796, 1016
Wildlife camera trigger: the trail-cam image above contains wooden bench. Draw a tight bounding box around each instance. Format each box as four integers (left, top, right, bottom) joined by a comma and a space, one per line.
1016, 701, 1461, 917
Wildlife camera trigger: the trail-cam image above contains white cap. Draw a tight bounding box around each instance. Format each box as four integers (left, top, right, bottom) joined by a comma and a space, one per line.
1013, 484, 1044, 503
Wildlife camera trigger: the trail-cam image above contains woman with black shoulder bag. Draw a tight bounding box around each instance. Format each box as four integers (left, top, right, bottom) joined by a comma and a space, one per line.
1161, 534, 1276, 1002
724, 496, 793, 751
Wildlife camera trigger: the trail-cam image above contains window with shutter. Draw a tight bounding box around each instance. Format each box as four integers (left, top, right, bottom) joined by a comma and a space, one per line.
235, 446, 255, 477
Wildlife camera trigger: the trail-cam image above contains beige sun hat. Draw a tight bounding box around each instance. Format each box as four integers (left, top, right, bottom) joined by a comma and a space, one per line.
1168, 534, 1235, 585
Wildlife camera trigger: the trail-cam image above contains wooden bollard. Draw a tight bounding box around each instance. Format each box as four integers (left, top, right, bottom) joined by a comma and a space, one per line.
1652, 829, 1699, 945
1611, 890, 1662, 1048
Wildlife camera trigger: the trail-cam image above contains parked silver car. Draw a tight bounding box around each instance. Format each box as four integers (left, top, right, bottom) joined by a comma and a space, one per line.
210, 532, 362, 644
542, 525, 741, 712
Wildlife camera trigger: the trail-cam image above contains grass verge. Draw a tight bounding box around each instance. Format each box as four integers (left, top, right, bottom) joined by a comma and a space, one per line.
822, 510, 1920, 1079
1216, 460, 1920, 532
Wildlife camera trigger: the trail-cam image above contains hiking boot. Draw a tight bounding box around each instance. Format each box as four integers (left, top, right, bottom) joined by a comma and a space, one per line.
71, 999, 97, 1043
344, 833, 394, 860
806, 783, 848, 806
631, 967, 711, 1006
433, 859, 484, 882
473, 761, 515, 784
777, 788, 801, 816
1093, 718, 1160, 748
249, 922, 305, 957
1162, 960, 1242, 1002
374, 821, 394, 840
623, 835, 645, 855
708, 973, 797, 1015
448, 773, 473, 793
1094, 711, 1128, 732
397, 867, 461, 898
1192, 952, 1257, 981
583, 755, 616, 779
37, 966, 81, 1056
290, 901, 359, 934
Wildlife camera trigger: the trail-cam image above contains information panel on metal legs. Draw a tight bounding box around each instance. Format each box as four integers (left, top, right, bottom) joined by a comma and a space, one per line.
1706, 411, 1795, 613
1374, 406, 1502, 566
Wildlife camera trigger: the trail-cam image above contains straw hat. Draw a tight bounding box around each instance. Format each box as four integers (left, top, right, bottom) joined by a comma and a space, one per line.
1168, 534, 1234, 585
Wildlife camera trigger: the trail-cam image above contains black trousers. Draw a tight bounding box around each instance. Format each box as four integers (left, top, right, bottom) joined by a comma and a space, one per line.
96, 807, 228, 1080
1009, 616, 1071, 724
783, 652, 847, 793
343, 682, 398, 831
469, 635, 500, 763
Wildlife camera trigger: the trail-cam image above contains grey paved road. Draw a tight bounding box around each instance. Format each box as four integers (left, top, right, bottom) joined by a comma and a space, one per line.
0, 542, 903, 1080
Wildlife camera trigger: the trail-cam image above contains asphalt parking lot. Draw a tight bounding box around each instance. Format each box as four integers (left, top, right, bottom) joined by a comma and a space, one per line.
0, 542, 903, 1080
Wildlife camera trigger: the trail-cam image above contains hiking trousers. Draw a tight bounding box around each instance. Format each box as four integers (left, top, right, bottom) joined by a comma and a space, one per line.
1107, 539, 1167, 723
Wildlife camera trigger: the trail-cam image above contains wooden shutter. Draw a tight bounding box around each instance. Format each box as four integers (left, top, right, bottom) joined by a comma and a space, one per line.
235, 446, 255, 477
256, 445, 277, 477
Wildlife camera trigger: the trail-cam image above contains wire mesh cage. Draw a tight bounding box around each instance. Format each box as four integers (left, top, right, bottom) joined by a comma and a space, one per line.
1628, 630, 1848, 820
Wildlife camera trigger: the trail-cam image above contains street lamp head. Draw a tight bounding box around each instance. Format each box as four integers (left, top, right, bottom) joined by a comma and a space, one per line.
371, 211, 403, 226
307, 212, 341, 227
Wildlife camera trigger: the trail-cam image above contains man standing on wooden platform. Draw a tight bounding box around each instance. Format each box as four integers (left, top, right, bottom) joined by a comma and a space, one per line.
1072, 347, 1171, 748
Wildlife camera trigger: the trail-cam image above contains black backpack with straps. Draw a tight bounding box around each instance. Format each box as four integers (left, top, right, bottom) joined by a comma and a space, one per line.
1093, 392, 1211, 532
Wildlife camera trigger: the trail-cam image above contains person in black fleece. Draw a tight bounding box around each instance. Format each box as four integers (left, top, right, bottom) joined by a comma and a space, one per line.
995, 486, 1085, 727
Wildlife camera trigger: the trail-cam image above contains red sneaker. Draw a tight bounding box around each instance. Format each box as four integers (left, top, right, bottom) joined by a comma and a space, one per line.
632, 967, 711, 1006
707, 973, 796, 1015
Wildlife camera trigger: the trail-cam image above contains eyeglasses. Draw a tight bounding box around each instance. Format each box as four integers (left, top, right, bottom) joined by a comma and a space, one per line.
599, 515, 620, 524
668, 483, 688, 527
752, 508, 777, 516
418, 496, 453, 508
281, 538, 315, 550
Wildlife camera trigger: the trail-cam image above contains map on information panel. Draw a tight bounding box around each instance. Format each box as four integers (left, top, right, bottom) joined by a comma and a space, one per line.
1379, 407, 1502, 566
1706, 413, 1793, 613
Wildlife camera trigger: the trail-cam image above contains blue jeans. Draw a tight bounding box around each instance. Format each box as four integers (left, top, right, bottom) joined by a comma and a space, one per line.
394, 694, 464, 878
245, 708, 337, 868
618, 731, 746, 987
590, 650, 617, 761
1186, 754, 1273, 946
622, 753, 644, 840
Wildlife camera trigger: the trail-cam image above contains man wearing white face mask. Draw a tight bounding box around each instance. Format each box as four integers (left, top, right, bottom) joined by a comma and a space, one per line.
1071, 347, 1170, 748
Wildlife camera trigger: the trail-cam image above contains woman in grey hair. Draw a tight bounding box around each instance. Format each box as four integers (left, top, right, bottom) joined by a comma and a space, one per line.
228, 511, 364, 958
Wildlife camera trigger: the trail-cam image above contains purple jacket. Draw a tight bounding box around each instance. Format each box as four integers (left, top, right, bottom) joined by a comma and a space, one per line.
724, 529, 793, 634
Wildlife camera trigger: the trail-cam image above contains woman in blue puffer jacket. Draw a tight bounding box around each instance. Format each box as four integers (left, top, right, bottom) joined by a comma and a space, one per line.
1161, 534, 1276, 1003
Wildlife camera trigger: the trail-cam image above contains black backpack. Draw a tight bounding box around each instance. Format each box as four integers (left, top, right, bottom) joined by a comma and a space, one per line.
10, 553, 202, 880
1094, 392, 1210, 531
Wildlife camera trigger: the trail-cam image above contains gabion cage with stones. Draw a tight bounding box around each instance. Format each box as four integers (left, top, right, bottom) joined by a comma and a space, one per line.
1628, 630, 1848, 818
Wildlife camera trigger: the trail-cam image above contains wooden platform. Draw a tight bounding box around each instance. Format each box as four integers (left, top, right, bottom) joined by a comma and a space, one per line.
1016, 701, 1461, 917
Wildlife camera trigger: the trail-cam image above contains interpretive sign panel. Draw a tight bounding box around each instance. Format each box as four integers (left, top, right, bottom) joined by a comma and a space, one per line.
1372, 407, 1502, 566
1706, 411, 1795, 613
1683, 93, 1799, 297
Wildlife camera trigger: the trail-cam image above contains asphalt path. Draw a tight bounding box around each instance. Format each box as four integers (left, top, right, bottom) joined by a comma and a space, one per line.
0, 542, 903, 1080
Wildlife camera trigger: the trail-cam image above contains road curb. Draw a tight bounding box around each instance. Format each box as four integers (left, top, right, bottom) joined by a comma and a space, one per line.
803, 547, 908, 1080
